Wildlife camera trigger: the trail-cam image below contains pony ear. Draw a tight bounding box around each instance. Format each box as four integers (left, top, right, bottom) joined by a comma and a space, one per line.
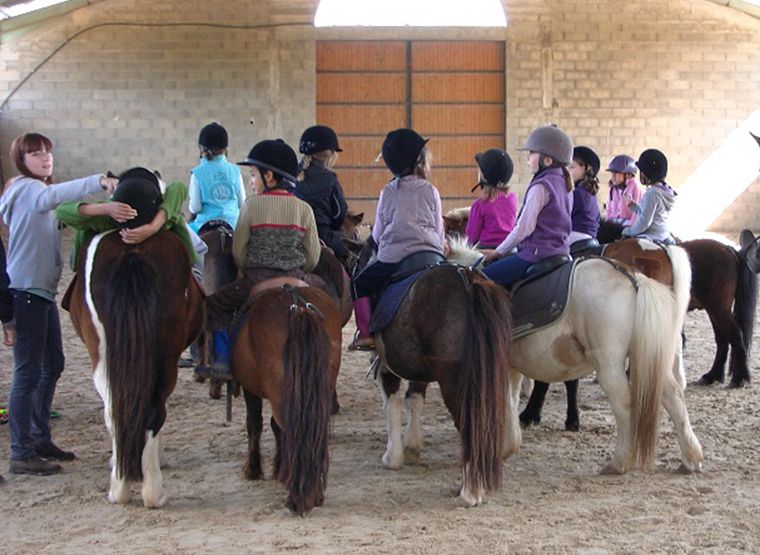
750, 132, 760, 149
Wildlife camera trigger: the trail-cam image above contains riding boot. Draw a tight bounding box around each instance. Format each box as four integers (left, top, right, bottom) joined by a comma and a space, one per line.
349, 297, 375, 351
194, 330, 233, 381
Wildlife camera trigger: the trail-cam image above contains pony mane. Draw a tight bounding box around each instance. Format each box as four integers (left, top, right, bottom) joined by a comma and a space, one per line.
445, 206, 471, 220
447, 235, 484, 269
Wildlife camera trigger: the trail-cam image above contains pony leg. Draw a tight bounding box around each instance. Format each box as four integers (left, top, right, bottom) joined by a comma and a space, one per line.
519, 380, 549, 427
697, 315, 729, 385
141, 430, 167, 509
243, 391, 263, 480
595, 362, 634, 475
564, 379, 580, 432
108, 437, 131, 505
661, 378, 704, 473
403, 382, 427, 463
504, 369, 523, 459
673, 340, 686, 391
271, 417, 283, 480
377, 369, 405, 469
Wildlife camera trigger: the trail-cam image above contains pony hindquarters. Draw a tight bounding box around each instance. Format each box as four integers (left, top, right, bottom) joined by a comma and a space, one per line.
234, 286, 341, 516
375, 267, 513, 507
84, 232, 195, 508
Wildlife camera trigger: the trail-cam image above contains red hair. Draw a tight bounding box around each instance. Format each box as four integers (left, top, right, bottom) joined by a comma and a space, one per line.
9, 132, 53, 183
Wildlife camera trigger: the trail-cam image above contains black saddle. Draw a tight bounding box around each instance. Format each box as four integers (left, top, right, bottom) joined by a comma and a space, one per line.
198, 219, 233, 234
510, 257, 576, 339
569, 238, 601, 256
389, 250, 446, 284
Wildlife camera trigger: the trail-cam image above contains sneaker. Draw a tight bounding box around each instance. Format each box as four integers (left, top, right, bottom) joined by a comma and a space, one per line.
35, 442, 76, 461
9, 456, 62, 476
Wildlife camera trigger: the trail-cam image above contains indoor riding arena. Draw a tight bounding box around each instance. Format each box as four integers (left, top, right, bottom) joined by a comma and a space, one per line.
1, 0, 760, 552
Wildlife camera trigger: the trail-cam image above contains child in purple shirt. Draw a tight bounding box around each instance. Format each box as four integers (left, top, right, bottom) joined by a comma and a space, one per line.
466, 149, 517, 249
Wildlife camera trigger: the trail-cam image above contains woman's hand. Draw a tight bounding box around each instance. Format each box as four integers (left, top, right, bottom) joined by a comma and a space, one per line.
2, 321, 16, 347
481, 249, 500, 263
105, 202, 138, 224
119, 222, 158, 244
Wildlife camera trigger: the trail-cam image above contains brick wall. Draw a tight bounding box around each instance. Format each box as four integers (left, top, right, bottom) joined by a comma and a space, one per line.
1, 0, 759, 232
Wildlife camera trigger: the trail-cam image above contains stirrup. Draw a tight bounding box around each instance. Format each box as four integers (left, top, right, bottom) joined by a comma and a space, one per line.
194, 364, 234, 382
348, 331, 375, 352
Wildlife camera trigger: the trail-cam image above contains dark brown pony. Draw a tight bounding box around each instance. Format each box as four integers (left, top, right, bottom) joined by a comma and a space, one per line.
67, 230, 204, 507
232, 279, 342, 515
600, 220, 758, 388
373, 265, 514, 506
197, 223, 238, 400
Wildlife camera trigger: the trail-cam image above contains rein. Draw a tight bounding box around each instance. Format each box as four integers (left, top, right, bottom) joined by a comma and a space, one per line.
284, 284, 325, 319
583, 255, 639, 292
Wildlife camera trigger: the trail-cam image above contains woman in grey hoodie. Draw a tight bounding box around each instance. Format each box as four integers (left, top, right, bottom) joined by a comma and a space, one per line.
0, 132, 117, 476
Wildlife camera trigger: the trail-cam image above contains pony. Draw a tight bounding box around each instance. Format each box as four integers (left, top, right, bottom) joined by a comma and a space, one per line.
600, 220, 758, 388
372, 260, 514, 507
232, 279, 342, 515
506, 255, 702, 475
443, 206, 470, 238
520, 239, 691, 431
196, 222, 237, 400
67, 230, 204, 507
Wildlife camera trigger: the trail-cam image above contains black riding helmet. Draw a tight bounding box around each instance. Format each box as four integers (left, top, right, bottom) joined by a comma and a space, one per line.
198, 122, 228, 151
636, 149, 668, 182
299, 125, 342, 155
110, 167, 162, 229
238, 139, 299, 183
381, 128, 429, 177
472, 149, 514, 191
573, 146, 601, 176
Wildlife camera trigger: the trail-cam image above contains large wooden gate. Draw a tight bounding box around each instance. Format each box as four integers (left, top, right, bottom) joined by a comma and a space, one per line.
316, 40, 505, 215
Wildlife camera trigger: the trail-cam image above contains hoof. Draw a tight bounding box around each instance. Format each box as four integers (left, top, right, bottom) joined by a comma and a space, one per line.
564, 420, 580, 432
677, 462, 702, 474
519, 412, 540, 428
695, 375, 722, 386
403, 446, 421, 464
600, 461, 626, 475
143, 494, 168, 509
209, 380, 223, 400
382, 451, 403, 470
726, 380, 750, 390
458, 486, 483, 507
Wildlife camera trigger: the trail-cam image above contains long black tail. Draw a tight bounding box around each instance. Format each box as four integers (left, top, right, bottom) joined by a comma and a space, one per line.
104, 252, 162, 482
459, 273, 512, 496
734, 251, 758, 359
278, 301, 332, 515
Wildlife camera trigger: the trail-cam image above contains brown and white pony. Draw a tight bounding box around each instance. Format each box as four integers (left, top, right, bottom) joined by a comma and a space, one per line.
68, 230, 204, 507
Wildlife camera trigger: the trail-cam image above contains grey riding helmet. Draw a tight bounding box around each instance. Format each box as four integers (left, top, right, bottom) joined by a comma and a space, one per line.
518, 125, 573, 165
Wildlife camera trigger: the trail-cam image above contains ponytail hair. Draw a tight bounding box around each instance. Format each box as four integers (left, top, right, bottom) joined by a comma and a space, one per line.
201, 146, 226, 161
298, 150, 337, 180
561, 166, 573, 192
576, 162, 600, 195
413, 146, 432, 180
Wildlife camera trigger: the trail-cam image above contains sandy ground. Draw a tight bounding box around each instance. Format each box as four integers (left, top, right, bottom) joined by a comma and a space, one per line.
2, 230, 759, 554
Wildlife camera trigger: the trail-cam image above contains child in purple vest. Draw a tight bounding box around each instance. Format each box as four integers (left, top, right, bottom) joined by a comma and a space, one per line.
482, 125, 574, 287
466, 149, 518, 249
568, 146, 601, 244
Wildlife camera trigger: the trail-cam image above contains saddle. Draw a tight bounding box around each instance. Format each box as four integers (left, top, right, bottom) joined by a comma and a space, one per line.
509, 256, 576, 340
569, 237, 602, 256
369, 251, 447, 333
198, 219, 233, 235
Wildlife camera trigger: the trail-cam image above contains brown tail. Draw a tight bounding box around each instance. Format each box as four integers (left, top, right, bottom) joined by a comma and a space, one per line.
458, 274, 512, 495
278, 302, 332, 515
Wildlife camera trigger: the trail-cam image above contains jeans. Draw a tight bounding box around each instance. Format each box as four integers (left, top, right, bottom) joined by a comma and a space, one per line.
8, 290, 65, 460
482, 254, 533, 287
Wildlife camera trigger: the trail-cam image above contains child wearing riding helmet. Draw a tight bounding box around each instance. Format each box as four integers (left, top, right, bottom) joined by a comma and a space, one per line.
482, 125, 574, 287
187, 122, 246, 233
568, 146, 601, 244
350, 128, 444, 351
0, 132, 118, 476
195, 139, 322, 380
56, 169, 207, 282
465, 149, 517, 249
621, 149, 677, 244
295, 125, 350, 265
605, 154, 642, 226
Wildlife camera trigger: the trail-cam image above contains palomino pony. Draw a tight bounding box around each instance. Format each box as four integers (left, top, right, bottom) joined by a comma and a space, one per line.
506, 255, 702, 475
600, 220, 758, 388
372, 262, 514, 507
521, 239, 691, 430
67, 230, 204, 507
232, 279, 342, 515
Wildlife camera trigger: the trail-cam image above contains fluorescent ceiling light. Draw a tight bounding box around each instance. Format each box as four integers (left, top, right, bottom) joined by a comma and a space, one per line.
0, 0, 69, 20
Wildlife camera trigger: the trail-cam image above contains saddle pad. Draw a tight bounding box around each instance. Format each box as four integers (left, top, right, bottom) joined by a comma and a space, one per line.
369, 271, 424, 334
510, 259, 577, 340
